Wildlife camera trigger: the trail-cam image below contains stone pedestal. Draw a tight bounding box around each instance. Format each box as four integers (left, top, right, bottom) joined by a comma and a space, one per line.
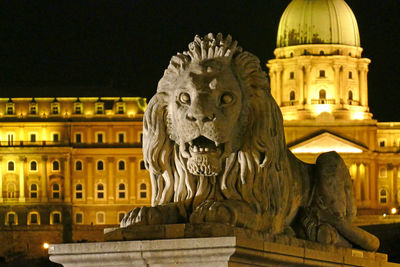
49, 224, 398, 267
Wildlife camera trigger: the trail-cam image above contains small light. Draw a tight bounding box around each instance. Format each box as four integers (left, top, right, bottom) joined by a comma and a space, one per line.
43, 243, 49, 249
383, 213, 387, 217
391, 208, 397, 215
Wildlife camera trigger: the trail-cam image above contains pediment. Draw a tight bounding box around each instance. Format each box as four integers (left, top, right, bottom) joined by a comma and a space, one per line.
289, 132, 366, 154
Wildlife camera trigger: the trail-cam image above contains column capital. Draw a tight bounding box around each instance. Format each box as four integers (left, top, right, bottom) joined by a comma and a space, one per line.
107, 157, 115, 163
128, 157, 136, 163
86, 157, 93, 163
19, 156, 26, 162
42, 155, 48, 161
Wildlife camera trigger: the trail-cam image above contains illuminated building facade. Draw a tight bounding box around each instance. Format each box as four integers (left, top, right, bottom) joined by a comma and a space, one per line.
0, 97, 151, 256
267, 0, 400, 214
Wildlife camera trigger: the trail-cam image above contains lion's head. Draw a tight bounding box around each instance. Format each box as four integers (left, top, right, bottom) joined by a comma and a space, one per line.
143, 34, 291, 224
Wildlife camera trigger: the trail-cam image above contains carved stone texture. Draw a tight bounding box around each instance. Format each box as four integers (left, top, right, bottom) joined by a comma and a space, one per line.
121, 33, 379, 251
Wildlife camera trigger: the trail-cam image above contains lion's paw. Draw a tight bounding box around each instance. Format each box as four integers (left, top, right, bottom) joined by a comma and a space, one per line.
120, 206, 162, 227
190, 201, 235, 225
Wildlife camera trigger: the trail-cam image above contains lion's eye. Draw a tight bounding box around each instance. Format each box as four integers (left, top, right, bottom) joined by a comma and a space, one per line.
221, 93, 233, 105
179, 93, 191, 104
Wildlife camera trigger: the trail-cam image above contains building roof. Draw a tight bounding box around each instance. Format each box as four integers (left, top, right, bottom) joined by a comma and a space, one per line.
277, 0, 360, 48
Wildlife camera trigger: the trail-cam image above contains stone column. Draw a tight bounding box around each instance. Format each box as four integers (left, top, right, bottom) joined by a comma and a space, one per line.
370, 163, 377, 208
63, 156, 71, 202
128, 157, 136, 204
19, 156, 25, 202
365, 164, 370, 202
107, 157, 115, 203
355, 163, 361, 201
304, 65, 311, 104
0, 157, 3, 203
275, 67, 282, 106
86, 157, 94, 204
393, 166, 398, 205
298, 66, 304, 105
333, 64, 341, 105
41, 156, 48, 202
359, 67, 368, 107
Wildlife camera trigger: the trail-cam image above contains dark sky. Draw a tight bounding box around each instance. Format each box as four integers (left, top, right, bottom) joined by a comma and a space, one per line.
1, 0, 399, 121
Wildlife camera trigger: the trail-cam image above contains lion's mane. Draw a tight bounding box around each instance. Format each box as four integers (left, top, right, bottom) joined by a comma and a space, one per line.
143, 33, 293, 233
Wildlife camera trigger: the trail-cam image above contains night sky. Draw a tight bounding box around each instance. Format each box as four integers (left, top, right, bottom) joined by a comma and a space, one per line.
1, 0, 399, 121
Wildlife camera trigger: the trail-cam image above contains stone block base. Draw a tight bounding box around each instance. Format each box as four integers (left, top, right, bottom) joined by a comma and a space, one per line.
49, 224, 398, 267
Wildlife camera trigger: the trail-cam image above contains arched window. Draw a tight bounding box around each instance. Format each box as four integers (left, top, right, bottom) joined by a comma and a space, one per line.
50, 211, 62, 224
139, 183, 148, 199
30, 184, 38, 199
118, 160, 125, 171
30, 161, 37, 171
379, 189, 388, 204
52, 183, 60, 199
5, 212, 18, 226
97, 183, 105, 199
97, 160, 104, 171
52, 160, 60, 171
320, 50, 324, 55
290, 91, 295, 101
319, 90, 326, 99
348, 90, 353, 101
75, 184, 83, 199
28, 211, 40, 225
75, 160, 82, 171
7, 161, 15, 171
118, 183, 126, 199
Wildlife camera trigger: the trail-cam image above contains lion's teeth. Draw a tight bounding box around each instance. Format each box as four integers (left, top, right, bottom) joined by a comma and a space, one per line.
199, 147, 204, 152
204, 147, 209, 152
189, 141, 193, 146
193, 146, 198, 152
214, 141, 219, 147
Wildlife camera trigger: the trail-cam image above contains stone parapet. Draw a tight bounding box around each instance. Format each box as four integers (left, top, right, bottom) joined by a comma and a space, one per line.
48, 223, 398, 267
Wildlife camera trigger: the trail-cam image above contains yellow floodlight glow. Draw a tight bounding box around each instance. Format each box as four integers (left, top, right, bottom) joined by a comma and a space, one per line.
351, 111, 364, 120
314, 105, 332, 115
43, 242, 49, 249
391, 207, 397, 215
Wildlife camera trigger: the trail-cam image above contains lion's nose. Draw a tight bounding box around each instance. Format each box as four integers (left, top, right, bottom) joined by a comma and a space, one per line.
186, 113, 215, 123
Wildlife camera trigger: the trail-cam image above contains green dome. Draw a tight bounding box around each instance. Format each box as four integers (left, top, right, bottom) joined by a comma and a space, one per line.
277, 0, 360, 48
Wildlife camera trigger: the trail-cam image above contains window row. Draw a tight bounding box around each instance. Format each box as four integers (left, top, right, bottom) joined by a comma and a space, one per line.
5, 211, 62, 226
73, 159, 146, 171
287, 90, 354, 102
5, 182, 61, 199
287, 70, 353, 80
5, 100, 127, 116
74, 182, 148, 200
6, 160, 62, 172
73, 132, 143, 144
75, 211, 127, 225
2, 132, 61, 143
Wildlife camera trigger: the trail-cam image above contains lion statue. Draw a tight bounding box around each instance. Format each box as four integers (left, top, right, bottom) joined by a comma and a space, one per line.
121, 33, 379, 251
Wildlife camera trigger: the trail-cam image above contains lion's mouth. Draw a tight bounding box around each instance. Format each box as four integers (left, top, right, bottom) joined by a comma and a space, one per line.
187, 136, 223, 155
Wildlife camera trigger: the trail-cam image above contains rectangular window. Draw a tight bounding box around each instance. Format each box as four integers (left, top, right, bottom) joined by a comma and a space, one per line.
53, 133, 59, 142
30, 105, 37, 114
75, 133, 82, 143
118, 133, 124, 143
76, 213, 83, 224
96, 212, 105, 224
97, 133, 103, 143
348, 71, 353, 79
119, 192, 125, 198
30, 134, 36, 142
289, 72, 294, 79
319, 70, 325, 77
